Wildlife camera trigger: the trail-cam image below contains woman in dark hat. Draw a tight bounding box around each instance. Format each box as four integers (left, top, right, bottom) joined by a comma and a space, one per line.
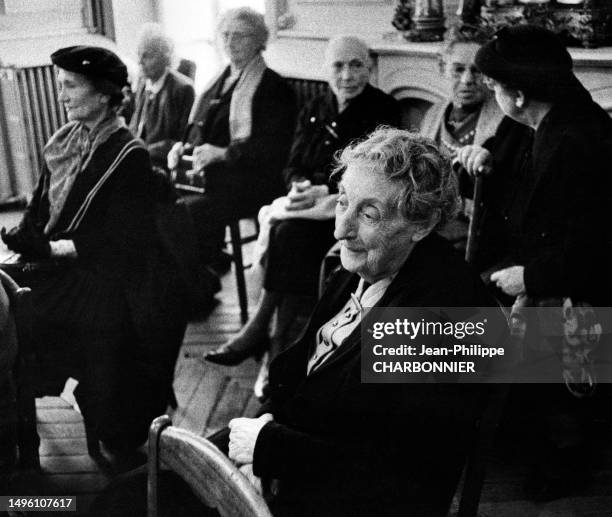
1, 46, 188, 451
456, 25, 612, 498
456, 25, 612, 301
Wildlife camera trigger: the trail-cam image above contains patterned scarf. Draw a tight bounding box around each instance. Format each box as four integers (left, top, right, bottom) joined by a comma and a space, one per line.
439, 105, 479, 158
43, 112, 125, 234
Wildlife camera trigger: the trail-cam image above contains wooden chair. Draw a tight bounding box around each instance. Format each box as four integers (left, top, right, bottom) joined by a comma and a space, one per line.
147, 415, 272, 517
456, 383, 509, 517
317, 241, 342, 299
226, 218, 259, 324
0, 268, 39, 469
177, 58, 197, 82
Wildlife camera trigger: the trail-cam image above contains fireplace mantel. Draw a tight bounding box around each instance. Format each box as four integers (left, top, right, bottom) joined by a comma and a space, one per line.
266, 34, 612, 117
371, 40, 612, 114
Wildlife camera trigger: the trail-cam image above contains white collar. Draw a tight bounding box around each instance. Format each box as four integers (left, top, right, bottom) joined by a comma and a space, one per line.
145, 69, 169, 95
356, 275, 395, 309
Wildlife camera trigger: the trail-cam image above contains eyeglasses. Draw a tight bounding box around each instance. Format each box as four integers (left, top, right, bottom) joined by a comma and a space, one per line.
448, 63, 483, 80
221, 31, 255, 43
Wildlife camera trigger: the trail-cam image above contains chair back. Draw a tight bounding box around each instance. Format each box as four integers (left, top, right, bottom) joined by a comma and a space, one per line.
318, 241, 342, 299
147, 415, 273, 517
177, 58, 197, 81
0, 267, 38, 469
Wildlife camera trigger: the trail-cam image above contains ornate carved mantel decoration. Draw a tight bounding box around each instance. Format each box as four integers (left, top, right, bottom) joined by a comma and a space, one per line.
392, 0, 446, 41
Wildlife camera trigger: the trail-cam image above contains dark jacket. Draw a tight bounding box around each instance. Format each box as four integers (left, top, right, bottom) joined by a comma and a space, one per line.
475, 86, 612, 304
25, 127, 155, 328
9, 124, 201, 447
186, 67, 297, 207
251, 234, 501, 517
282, 84, 400, 191
129, 69, 195, 168
23, 126, 190, 339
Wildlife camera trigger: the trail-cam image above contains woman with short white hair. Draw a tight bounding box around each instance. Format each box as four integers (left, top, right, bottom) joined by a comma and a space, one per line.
167, 7, 297, 268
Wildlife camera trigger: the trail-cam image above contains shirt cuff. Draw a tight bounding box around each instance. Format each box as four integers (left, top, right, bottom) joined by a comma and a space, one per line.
50, 239, 78, 259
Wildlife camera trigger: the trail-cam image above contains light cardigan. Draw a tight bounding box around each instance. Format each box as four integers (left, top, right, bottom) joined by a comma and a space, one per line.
420, 95, 503, 148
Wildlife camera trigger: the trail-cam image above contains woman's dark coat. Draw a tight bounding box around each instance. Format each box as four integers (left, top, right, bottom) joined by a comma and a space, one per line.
282, 84, 399, 190
17, 126, 189, 447
475, 86, 612, 304
186, 67, 297, 211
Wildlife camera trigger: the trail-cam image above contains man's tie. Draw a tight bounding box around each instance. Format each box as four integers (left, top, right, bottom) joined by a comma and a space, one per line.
137, 92, 153, 139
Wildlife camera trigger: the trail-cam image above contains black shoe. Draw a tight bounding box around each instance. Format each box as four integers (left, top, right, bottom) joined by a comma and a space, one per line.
205, 337, 268, 366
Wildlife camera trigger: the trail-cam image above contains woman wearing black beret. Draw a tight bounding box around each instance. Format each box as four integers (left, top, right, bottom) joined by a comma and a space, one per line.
456, 25, 612, 497
1, 45, 189, 451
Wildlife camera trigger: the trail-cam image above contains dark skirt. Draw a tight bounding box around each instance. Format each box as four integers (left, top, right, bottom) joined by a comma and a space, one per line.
264, 218, 336, 296
12, 262, 185, 449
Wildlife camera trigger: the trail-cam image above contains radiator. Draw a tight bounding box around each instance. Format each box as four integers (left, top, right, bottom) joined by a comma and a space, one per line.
0, 64, 65, 200
286, 77, 329, 112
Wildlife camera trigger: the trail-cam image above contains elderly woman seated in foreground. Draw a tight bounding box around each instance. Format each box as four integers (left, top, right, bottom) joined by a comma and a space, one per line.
91, 127, 505, 517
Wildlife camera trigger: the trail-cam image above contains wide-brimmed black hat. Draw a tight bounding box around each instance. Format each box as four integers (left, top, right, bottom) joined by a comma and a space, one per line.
51, 45, 128, 89
475, 25, 580, 101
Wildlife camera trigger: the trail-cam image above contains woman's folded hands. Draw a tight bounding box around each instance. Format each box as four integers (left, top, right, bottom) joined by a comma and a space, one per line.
286, 180, 329, 211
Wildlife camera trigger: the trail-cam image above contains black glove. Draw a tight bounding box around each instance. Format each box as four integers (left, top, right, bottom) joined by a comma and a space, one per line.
21, 216, 51, 259
1, 215, 50, 259
1, 225, 29, 254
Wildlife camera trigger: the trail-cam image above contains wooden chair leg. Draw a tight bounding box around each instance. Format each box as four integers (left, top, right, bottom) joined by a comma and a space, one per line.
229, 222, 249, 324
16, 357, 40, 470
17, 408, 40, 469
84, 418, 100, 456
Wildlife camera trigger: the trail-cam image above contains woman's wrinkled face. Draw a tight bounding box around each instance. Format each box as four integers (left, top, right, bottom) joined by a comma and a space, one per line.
57, 68, 107, 127
444, 42, 488, 109
334, 162, 424, 284
220, 17, 260, 69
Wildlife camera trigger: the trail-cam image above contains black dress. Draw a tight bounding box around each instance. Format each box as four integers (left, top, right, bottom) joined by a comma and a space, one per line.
264, 85, 400, 296
14, 126, 188, 448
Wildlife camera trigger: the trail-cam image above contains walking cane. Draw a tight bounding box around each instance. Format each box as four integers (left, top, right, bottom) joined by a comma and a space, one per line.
452, 158, 486, 264
465, 172, 484, 264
